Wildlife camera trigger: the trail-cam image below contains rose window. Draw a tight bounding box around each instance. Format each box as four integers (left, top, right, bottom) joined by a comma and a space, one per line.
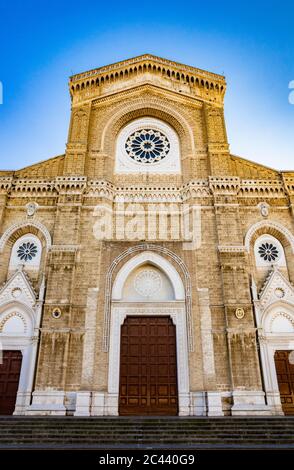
125, 129, 170, 164
258, 242, 279, 262
134, 269, 162, 297
17, 242, 38, 262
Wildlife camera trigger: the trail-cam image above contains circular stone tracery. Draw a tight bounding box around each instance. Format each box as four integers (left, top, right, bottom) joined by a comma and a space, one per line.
134, 269, 162, 297
125, 129, 170, 164
17, 242, 38, 262
258, 242, 279, 262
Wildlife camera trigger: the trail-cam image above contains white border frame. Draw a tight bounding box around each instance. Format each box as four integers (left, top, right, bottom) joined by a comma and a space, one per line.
112, 251, 185, 300
244, 220, 294, 253
0, 302, 39, 415
257, 303, 294, 414
106, 304, 190, 416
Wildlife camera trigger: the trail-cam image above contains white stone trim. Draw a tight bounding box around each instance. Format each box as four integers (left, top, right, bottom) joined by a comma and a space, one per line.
115, 117, 181, 174
254, 234, 286, 268
103, 244, 193, 352
231, 390, 270, 415
0, 267, 44, 415
0, 303, 41, 415
244, 220, 294, 253
112, 251, 185, 300
218, 245, 245, 253
258, 336, 294, 415
26, 391, 66, 416
0, 219, 52, 252
9, 234, 42, 271
105, 304, 190, 416
253, 292, 294, 415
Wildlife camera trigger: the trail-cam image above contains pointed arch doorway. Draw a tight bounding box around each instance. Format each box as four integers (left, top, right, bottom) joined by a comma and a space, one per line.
107, 251, 190, 416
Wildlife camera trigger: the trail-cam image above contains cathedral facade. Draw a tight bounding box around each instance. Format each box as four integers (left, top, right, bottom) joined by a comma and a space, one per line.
0, 54, 294, 417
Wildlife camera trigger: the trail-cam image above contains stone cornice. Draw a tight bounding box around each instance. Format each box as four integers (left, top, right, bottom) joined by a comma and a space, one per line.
239, 180, 286, 198
282, 175, 294, 195
55, 176, 87, 194
69, 55, 226, 106
1, 176, 294, 201
0, 177, 13, 194
209, 176, 240, 195
218, 245, 246, 253
70, 54, 226, 84
11, 179, 56, 196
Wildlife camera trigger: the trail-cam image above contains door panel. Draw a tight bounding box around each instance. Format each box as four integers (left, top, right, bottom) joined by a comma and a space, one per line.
0, 350, 22, 415
274, 350, 294, 415
119, 316, 178, 415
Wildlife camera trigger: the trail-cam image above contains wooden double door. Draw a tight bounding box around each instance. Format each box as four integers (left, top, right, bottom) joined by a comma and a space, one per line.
0, 350, 22, 415
119, 316, 178, 415
274, 350, 294, 415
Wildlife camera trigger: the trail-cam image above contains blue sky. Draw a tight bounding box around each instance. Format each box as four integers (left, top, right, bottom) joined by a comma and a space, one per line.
0, 0, 293, 171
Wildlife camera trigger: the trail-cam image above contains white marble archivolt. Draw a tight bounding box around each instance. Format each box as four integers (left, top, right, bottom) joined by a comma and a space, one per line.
0, 267, 44, 415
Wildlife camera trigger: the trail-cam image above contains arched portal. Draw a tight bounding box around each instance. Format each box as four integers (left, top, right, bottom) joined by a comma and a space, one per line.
0, 302, 38, 415
106, 251, 190, 416
258, 303, 294, 415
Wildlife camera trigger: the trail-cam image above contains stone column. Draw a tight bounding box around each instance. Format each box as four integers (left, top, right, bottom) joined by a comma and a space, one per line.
0, 177, 12, 228
209, 178, 268, 415
75, 287, 101, 416
198, 288, 224, 416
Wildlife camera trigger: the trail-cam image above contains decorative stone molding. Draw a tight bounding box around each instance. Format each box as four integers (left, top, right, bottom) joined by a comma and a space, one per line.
269, 311, 294, 332
0, 311, 27, 333
103, 244, 193, 352
0, 177, 13, 194
133, 269, 162, 297
239, 180, 285, 198
86, 180, 114, 199
244, 220, 294, 254
0, 219, 52, 252
209, 176, 240, 194
235, 308, 245, 319
49, 245, 80, 252
0, 267, 37, 307
182, 180, 211, 200
55, 176, 87, 194
283, 176, 294, 195
25, 202, 38, 217
112, 252, 185, 300
11, 179, 55, 196
86, 179, 210, 203
258, 268, 294, 311
258, 202, 269, 217
69, 54, 226, 106
218, 245, 245, 253
0, 266, 44, 415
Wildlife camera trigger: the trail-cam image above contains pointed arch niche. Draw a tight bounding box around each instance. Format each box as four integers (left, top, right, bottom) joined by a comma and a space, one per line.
253, 268, 294, 415
0, 268, 43, 415
105, 250, 190, 416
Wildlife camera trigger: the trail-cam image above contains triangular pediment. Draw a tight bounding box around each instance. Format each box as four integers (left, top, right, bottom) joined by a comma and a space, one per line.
0, 268, 37, 308
259, 267, 294, 310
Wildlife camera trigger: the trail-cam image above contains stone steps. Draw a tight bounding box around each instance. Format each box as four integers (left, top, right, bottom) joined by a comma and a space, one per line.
0, 417, 293, 449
